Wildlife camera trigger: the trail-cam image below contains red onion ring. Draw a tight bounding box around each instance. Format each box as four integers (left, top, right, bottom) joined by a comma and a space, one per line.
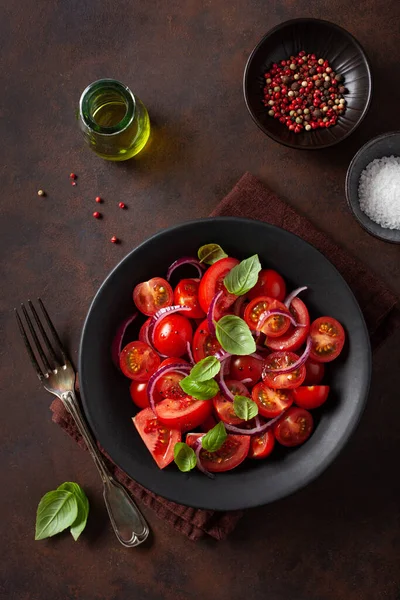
148, 304, 191, 345
241, 378, 252, 384
186, 341, 195, 365
147, 362, 191, 412
256, 309, 305, 334
263, 336, 312, 375
207, 290, 223, 336
195, 438, 215, 479
249, 353, 265, 361
218, 358, 234, 401
214, 349, 230, 362
111, 313, 138, 368
224, 411, 286, 435
284, 286, 308, 308
166, 257, 205, 281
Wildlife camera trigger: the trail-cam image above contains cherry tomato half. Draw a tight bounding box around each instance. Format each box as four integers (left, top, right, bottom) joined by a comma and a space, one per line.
248, 269, 286, 302
155, 371, 186, 402
304, 359, 325, 385
156, 396, 212, 432
133, 407, 181, 469
248, 429, 275, 459
213, 392, 244, 425
309, 317, 345, 363
120, 341, 161, 381
153, 314, 193, 358
292, 385, 330, 409
174, 278, 206, 319
274, 407, 313, 447
133, 277, 173, 316
159, 357, 189, 368
230, 355, 263, 387
265, 298, 310, 352
244, 296, 291, 337
252, 382, 293, 418
129, 381, 149, 409
192, 318, 221, 362
262, 351, 306, 389
186, 433, 250, 472
198, 257, 239, 315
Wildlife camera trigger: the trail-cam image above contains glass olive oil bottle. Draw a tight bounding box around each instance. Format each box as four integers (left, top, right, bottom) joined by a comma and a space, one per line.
79, 79, 150, 161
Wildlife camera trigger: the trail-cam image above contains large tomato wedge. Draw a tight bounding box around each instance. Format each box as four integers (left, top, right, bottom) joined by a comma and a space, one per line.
274, 407, 313, 447
304, 359, 325, 385
244, 296, 291, 337
174, 278, 206, 319
248, 269, 286, 302
265, 298, 310, 351
192, 318, 221, 362
262, 351, 306, 389
120, 341, 160, 381
198, 257, 239, 315
248, 430, 275, 459
133, 407, 181, 469
156, 396, 212, 432
293, 385, 330, 409
186, 433, 250, 473
129, 381, 149, 409
309, 317, 345, 363
252, 382, 293, 418
229, 355, 263, 387
153, 314, 193, 357
133, 277, 173, 316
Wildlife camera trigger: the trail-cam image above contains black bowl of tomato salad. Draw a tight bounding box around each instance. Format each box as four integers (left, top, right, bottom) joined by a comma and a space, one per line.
79, 217, 371, 510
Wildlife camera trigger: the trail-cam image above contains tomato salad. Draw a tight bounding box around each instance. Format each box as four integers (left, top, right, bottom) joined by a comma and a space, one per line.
113, 243, 346, 477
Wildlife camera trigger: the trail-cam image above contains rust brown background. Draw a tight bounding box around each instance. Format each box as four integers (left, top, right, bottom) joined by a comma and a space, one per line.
1, 0, 400, 599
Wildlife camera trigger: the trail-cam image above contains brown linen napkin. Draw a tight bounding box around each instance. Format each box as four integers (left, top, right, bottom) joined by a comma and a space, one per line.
50, 172, 399, 542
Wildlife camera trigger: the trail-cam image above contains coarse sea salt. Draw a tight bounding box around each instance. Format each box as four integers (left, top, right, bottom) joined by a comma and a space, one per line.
358, 155, 400, 230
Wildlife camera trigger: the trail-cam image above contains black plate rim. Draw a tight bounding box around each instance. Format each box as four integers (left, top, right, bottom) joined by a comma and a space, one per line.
79, 217, 372, 510
345, 130, 400, 244
243, 17, 373, 150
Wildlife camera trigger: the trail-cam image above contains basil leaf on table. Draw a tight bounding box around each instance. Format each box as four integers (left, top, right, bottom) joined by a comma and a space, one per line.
58, 482, 89, 541
233, 395, 259, 421
190, 356, 221, 381
180, 376, 220, 400
35, 490, 78, 541
201, 421, 227, 452
198, 243, 228, 265
174, 442, 197, 472
215, 315, 256, 355
224, 254, 261, 296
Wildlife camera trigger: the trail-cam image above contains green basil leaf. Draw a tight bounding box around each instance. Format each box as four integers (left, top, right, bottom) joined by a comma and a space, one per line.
58, 482, 89, 541
174, 442, 197, 472
35, 490, 78, 541
180, 376, 220, 400
201, 421, 227, 452
215, 315, 256, 355
233, 395, 259, 421
198, 243, 228, 265
190, 356, 221, 381
224, 254, 261, 296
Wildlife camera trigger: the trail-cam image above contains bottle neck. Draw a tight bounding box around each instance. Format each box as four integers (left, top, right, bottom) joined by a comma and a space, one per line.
79, 79, 136, 136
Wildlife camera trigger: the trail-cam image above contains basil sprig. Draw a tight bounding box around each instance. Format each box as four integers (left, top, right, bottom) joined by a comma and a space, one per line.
174, 442, 197, 472
179, 356, 221, 400
215, 315, 256, 355
35, 482, 89, 541
190, 356, 220, 381
233, 395, 259, 421
198, 243, 228, 265
201, 421, 227, 452
224, 254, 261, 296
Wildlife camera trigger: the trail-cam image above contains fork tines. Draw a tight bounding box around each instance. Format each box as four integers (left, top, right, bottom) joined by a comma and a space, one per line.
15, 299, 67, 381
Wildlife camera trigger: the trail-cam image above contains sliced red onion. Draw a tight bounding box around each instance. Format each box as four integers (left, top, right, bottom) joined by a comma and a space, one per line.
147, 362, 191, 412
284, 286, 308, 308
207, 290, 223, 336
111, 313, 138, 368
148, 304, 191, 345
186, 341, 195, 365
218, 360, 234, 401
241, 378, 252, 384
214, 349, 230, 362
249, 352, 265, 361
263, 336, 312, 375
224, 411, 286, 435
195, 438, 215, 479
233, 296, 246, 316
166, 257, 205, 281
256, 309, 305, 334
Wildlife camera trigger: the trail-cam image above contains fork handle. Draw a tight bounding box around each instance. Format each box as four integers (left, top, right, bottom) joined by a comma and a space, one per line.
61, 390, 149, 547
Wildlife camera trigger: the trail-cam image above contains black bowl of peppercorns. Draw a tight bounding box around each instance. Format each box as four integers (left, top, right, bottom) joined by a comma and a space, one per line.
243, 18, 372, 149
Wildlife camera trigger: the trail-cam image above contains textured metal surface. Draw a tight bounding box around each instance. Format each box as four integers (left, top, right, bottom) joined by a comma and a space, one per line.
0, 0, 399, 598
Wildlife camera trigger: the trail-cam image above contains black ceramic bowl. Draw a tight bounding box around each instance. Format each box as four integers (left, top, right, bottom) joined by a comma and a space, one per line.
243, 18, 372, 149
79, 218, 371, 511
345, 131, 400, 243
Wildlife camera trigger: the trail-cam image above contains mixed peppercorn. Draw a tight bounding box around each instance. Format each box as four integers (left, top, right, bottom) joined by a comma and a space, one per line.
263, 51, 347, 133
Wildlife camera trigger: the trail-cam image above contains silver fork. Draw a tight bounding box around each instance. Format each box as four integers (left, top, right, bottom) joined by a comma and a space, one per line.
15, 299, 149, 547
